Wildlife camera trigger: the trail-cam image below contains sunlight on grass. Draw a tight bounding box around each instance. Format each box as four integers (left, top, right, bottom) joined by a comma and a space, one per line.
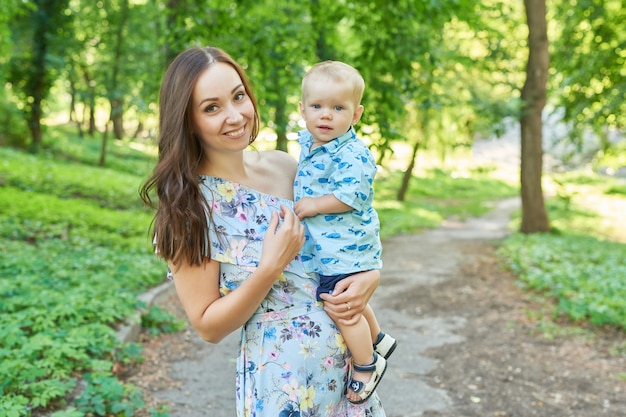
499, 170, 626, 331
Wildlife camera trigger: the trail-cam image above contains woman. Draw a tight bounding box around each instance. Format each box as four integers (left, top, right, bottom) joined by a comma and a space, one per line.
140, 46, 386, 416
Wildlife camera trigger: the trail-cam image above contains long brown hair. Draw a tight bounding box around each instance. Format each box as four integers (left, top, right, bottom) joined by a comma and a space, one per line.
140, 46, 260, 267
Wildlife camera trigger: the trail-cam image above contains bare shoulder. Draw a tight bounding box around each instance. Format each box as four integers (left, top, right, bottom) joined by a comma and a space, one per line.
248, 150, 297, 177
268, 149, 297, 173
244, 150, 298, 199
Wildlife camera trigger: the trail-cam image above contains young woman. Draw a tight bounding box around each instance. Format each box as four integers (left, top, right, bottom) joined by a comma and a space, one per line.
140, 46, 386, 416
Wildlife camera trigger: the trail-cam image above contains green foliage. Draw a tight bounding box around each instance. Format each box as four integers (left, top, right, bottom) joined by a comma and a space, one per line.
141, 306, 186, 336
595, 139, 626, 172
73, 374, 144, 416
42, 127, 158, 177
0, 146, 150, 210
0, 140, 171, 416
551, 0, 626, 132
149, 406, 172, 417
498, 172, 626, 331
0, 89, 29, 147
0, 187, 153, 249
500, 233, 626, 329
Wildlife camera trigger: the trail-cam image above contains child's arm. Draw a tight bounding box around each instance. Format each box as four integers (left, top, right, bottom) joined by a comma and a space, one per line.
294, 194, 352, 220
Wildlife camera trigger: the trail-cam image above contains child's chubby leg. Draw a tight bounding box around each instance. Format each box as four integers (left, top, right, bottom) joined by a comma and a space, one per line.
363, 304, 398, 359
335, 315, 381, 403
362, 303, 380, 342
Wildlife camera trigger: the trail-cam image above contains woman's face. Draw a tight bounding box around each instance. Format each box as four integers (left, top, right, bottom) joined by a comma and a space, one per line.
191, 62, 255, 153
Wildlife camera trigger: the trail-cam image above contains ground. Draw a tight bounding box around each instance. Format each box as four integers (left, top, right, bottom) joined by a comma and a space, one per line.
124, 197, 625, 417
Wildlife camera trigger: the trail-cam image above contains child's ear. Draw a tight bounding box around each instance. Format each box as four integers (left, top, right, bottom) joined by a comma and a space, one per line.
299, 101, 305, 116
352, 104, 364, 125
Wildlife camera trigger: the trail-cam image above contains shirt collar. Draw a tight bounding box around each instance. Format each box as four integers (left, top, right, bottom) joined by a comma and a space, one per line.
298, 127, 356, 154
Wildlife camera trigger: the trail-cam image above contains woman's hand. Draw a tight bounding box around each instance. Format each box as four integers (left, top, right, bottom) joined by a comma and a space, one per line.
258, 205, 305, 277
320, 270, 380, 325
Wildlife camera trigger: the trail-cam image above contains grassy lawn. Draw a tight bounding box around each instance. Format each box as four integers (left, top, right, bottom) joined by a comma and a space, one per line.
498, 171, 626, 332
1, 130, 624, 416
0, 136, 176, 417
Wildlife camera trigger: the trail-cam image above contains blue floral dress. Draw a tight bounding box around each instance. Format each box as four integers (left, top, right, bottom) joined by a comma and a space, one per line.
200, 176, 386, 417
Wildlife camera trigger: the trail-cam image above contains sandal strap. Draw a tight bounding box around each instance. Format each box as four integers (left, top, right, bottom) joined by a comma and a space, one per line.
346, 353, 388, 404
353, 352, 379, 373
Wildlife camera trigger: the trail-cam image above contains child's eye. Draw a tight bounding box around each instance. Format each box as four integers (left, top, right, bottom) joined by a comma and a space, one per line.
312, 104, 321, 109
334, 105, 344, 111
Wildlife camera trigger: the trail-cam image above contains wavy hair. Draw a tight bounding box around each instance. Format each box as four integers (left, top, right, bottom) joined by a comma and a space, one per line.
140, 46, 260, 267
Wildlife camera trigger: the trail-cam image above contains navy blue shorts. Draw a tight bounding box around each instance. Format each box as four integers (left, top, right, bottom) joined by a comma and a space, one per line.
316, 273, 355, 302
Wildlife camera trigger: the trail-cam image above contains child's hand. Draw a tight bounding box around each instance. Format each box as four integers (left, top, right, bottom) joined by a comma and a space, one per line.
293, 197, 319, 220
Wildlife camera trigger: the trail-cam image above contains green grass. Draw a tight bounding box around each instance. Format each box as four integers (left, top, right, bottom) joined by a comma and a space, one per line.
374, 167, 518, 239
0, 136, 180, 417
498, 171, 626, 331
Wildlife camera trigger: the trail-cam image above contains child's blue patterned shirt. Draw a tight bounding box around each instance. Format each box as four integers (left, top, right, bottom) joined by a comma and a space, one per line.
294, 127, 382, 275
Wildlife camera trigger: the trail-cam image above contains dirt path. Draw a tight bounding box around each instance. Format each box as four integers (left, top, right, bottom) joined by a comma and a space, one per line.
127, 197, 625, 417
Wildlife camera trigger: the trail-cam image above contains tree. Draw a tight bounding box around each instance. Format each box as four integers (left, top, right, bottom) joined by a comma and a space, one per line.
8, 0, 71, 149
520, 0, 550, 233
551, 0, 626, 153
0, 2, 31, 146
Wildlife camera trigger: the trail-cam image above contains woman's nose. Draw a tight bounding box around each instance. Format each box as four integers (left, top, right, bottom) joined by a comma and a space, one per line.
225, 104, 244, 123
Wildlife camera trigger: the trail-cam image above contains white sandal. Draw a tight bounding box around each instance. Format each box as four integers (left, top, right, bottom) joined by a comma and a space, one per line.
374, 332, 398, 359
346, 353, 387, 404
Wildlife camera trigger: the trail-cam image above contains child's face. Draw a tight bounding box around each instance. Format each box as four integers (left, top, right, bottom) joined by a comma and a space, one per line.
300, 78, 364, 147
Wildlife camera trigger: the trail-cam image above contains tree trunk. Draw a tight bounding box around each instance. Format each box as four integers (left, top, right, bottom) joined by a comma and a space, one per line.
310, 0, 336, 60
274, 95, 288, 152
81, 65, 97, 136
520, 0, 550, 233
109, 0, 129, 140
99, 120, 110, 166
111, 98, 125, 139
165, 0, 188, 65
68, 76, 84, 137
27, 13, 49, 149
397, 138, 421, 201
88, 99, 97, 135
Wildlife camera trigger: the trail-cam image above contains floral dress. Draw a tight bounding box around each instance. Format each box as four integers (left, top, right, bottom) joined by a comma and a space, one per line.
200, 176, 386, 417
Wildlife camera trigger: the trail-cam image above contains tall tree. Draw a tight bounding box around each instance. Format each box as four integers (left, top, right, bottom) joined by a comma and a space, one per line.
0, 2, 31, 146
237, 1, 314, 152
107, 0, 130, 140
520, 0, 550, 233
9, 0, 71, 149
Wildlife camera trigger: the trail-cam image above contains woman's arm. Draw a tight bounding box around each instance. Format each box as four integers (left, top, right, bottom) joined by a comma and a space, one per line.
171, 206, 305, 343
319, 269, 380, 325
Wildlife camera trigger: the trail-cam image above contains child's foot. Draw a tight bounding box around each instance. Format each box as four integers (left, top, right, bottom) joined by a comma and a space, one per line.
346, 353, 387, 404
373, 332, 397, 359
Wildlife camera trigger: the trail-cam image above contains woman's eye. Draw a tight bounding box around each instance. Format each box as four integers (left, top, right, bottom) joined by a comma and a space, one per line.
234, 92, 246, 101
204, 104, 218, 113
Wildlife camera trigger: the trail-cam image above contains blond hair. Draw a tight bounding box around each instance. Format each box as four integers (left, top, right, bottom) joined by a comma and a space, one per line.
301, 61, 365, 107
